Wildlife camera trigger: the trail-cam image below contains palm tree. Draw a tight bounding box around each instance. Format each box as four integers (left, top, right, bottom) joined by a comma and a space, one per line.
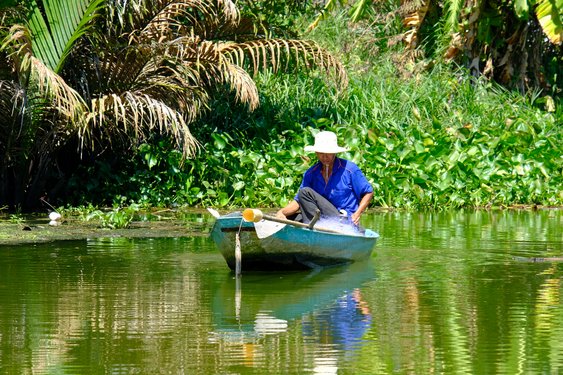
0, 0, 347, 210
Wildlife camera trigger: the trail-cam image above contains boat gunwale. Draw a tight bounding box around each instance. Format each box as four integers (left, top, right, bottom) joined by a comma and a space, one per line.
214, 215, 379, 240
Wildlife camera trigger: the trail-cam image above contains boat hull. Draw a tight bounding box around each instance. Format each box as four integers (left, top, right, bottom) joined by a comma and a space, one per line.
210, 213, 378, 270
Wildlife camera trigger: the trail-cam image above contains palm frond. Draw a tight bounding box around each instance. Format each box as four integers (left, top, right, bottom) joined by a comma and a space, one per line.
401, 0, 430, 49
443, 0, 465, 35
30, 56, 87, 120
141, 37, 259, 109
85, 91, 199, 156
1, 23, 86, 121
222, 38, 349, 90
27, 0, 104, 72
119, 0, 239, 43
139, 57, 211, 119
223, 62, 259, 110
1, 24, 33, 79
213, 16, 267, 42
132, 0, 216, 43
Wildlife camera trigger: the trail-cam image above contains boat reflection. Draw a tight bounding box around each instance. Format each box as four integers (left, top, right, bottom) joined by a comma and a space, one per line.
209, 260, 376, 342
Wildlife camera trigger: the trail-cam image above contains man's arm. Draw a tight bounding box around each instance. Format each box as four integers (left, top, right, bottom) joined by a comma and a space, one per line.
351, 192, 373, 225
276, 200, 300, 219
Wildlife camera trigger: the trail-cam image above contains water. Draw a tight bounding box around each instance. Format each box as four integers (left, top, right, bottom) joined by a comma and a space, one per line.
0, 210, 562, 374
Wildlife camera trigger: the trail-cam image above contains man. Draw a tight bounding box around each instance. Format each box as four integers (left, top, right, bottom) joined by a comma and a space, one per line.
276, 131, 373, 227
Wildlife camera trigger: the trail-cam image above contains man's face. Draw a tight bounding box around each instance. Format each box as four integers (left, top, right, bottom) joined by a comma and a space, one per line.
316, 152, 336, 166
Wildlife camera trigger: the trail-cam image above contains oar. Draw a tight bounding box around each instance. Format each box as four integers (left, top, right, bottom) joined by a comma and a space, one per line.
250, 210, 321, 239
207, 207, 221, 218
242, 208, 345, 235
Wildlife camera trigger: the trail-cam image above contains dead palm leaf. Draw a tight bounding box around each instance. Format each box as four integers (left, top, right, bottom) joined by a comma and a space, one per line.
85, 91, 199, 156
110, 0, 239, 43
221, 38, 349, 90
2, 24, 87, 122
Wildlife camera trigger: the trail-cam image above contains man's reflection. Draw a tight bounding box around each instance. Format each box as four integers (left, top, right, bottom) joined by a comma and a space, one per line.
302, 288, 372, 353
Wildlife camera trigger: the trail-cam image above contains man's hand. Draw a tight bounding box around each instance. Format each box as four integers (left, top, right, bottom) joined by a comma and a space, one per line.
276, 200, 300, 220
351, 211, 362, 226
352, 192, 374, 226
276, 209, 287, 219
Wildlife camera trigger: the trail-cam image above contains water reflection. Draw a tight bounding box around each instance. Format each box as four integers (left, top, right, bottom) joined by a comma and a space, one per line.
209, 261, 376, 374
211, 261, 375, 340
0, 237, 222, 375
360, 209, 563, 375
0, 209, 562, 374
302, 289, 372, 352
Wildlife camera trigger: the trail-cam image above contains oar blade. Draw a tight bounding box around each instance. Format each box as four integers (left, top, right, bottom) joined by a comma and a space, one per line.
254, 220, 286, 239
207, 207, 221, 218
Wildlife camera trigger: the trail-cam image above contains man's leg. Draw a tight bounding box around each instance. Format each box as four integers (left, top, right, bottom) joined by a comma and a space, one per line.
297, 187, 340, 223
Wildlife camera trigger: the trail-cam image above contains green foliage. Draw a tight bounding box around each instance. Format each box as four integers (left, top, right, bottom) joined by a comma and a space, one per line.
356, 70, 563, 209
308, 0, 563, 95
196, 69, 561, 209
65, 8, 562, 211
59, 204, 98, 221
237, 0, 320, 36
1, 0, 346, 211
130, 140, 199, 207
85, 204, 140, 229
9, 213, 24, 224
69, 53, 562, 210
130, 129, 308, 209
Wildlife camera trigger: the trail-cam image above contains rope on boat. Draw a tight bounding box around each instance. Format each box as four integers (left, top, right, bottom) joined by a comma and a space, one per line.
234, 221, 243, 320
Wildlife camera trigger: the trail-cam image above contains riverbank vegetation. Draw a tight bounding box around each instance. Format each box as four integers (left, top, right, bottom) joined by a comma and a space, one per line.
1, 0, 562, 214
0, 0, 345, 210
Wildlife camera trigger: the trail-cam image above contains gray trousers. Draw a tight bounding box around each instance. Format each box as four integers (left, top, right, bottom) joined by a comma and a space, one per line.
296, 187, 341, 224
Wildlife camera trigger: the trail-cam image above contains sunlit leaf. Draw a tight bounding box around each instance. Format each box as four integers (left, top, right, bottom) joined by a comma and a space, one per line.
212, 133, 227, 150
536, 0, 563, 44
145, 153, 158, 169
514, 0, 530, 19
232, 181, 245, 191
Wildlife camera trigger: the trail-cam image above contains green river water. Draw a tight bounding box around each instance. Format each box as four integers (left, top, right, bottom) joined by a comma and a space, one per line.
0, 209, 562, 374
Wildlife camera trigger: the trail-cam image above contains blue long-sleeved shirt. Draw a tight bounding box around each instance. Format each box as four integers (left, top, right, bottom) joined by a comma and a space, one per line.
295, 157, 373, 217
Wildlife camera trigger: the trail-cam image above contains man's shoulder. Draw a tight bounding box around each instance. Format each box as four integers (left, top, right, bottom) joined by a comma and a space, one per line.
337, 158, 360, 171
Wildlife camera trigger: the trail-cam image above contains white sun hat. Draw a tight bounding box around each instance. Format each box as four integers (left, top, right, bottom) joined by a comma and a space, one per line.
304, 131, 349, 153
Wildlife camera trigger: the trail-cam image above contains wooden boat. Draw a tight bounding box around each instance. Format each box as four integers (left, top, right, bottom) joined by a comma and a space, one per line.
209, 209, 379, 271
